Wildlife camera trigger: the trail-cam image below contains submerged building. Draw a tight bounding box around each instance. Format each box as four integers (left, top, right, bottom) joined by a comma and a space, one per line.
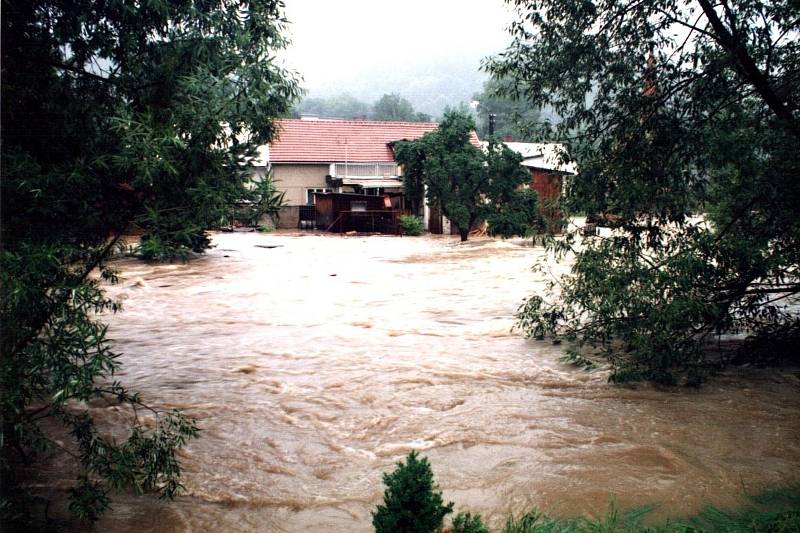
256, 117, 482, 233
256, 118, 438, 229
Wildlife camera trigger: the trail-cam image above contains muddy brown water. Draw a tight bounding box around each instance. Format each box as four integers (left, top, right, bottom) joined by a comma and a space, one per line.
54, 232, 800, 531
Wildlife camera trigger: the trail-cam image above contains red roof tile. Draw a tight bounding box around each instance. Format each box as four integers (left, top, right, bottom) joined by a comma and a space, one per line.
268, 119, 481, 163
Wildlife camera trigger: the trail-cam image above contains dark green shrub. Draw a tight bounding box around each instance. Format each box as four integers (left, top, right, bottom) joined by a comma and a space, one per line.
372, 451, 454, 533
486, 188, 543, 238
137, 231, 211, 261
399, 214, 425, 236
452, 511, 489, 533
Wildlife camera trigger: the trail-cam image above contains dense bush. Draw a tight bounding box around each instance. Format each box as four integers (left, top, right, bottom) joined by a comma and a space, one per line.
234, 174, 286, 228
486, 188, 543, 238
399, 215, 425, 236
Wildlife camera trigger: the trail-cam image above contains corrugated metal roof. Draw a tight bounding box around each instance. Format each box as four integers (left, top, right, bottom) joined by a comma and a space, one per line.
486, 141, 578, 174
267, 118, 481, 163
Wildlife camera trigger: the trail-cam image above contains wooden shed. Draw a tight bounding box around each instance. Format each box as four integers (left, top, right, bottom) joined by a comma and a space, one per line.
530, 168, 566, 233
496, 142, 577, 234
313, 192, 403, 234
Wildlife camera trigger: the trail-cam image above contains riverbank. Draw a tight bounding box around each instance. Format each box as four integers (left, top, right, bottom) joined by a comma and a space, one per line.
500, 485, 800, 532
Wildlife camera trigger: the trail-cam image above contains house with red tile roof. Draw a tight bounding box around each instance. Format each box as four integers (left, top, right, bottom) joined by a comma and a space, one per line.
254, 117, 480, 229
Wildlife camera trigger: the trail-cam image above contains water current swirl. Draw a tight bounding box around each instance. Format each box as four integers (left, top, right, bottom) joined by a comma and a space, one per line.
53, 232, 800, 531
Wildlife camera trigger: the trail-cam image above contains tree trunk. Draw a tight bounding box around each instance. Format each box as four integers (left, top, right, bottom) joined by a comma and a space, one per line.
459, 227, 469, 242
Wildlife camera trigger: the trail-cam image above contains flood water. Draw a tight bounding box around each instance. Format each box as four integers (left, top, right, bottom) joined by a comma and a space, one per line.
74, 232, 800, 530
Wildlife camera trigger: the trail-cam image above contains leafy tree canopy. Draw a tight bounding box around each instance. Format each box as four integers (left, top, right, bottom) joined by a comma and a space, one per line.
489, 0, 800, 383
292, 93, 372, 120
291, 92, 431, 122
372, 93, 432, 122
1, 0, 298, 524
395, 110, 541, 241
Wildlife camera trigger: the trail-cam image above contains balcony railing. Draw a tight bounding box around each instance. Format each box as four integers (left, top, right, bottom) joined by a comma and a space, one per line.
331, 162, 399, 178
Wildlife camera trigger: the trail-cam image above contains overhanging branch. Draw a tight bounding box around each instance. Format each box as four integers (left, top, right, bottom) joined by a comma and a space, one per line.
695, 0, 798, 134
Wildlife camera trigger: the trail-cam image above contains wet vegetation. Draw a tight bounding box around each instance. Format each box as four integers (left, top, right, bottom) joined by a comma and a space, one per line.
373, 451, 454, 533
376, 453, 800, 533
3, 0, 798, 529
399, 215, 426, 236
1, 0, 298, 524
501, 502, 800, 533
494, 0, 800, 384
394, 111, 543, 242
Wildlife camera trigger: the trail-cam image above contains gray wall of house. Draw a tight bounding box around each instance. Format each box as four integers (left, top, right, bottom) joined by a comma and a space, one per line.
252, 163, 330, 229
270, 163, 330, 206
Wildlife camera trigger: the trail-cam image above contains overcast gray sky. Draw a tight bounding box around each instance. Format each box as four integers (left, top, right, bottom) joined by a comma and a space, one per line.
281, 0, 515, 107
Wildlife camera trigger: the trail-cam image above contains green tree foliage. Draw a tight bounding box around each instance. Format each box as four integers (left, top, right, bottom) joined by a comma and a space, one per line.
292, 92, 431, 122
234, 173, 287, 230
1, 0, 298, 524
486, 189, 543, 239
484, 144, 544, 238
393, 140, 428, 216
501, 493, 800, 532
473, 77, 542, 140
373, 93, 433, 122
490, 0, 800, 383
502, 504, 652, 533
372, 451, 454, 533
293, 93, 372, 119
395, 111, 539, 241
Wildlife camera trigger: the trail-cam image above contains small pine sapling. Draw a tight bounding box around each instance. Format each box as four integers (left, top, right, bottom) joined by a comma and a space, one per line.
372, 451, 454, 533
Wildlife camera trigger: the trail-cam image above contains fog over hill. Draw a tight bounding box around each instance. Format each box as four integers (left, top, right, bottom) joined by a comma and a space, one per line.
302, 57, 488, 119
281, 0, 513, 119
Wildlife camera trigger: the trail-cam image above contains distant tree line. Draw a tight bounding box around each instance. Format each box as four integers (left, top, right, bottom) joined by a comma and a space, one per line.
292, 88, 545, 130
292, 92, 432, 122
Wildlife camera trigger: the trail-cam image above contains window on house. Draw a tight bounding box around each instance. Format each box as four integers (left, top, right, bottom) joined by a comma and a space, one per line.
363, 187, 384, 196
350, 201, 367, 212
306, 188, 332, 205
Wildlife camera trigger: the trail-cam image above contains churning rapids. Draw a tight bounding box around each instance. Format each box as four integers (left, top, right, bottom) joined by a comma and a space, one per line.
53, 232, 800, 531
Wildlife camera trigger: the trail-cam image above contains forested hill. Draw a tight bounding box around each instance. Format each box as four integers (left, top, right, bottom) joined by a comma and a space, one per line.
302, 57, 487, 119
